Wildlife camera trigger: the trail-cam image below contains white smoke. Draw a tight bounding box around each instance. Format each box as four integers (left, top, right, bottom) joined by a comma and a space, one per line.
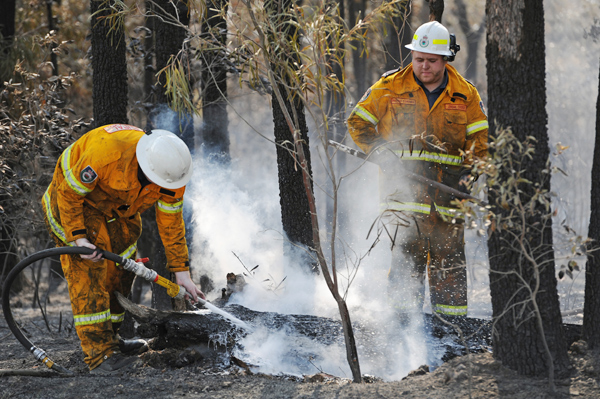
545, 0, 600, 323
184, 87, 438, 380
176, 0, 599, 382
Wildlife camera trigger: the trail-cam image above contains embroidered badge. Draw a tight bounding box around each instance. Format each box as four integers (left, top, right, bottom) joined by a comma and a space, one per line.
391, 98, 416, 105
445, 104, 467, 111
80, 165, 98, 184
104, 124, 143, 133
359, 88, 371, 102
420, 35, 429, 48
479, 101, 487, 116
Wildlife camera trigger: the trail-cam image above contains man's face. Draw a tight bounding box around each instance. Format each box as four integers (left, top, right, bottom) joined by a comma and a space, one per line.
412, 51, 447, 88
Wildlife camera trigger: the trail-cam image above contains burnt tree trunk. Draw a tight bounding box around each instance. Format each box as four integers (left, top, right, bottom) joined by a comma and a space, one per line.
200, 0, 230, 162
325, 1, 346, 238
266, 0, 317, 274
348, 0, 369, 97
151, 0, 193, 148
0, 0, 16, 85
427, 0, 444, 22
583, 60, 600, 349
143, 0, 155, 105
90, 0, 128, 127
141, 0, 194, 311
455, 0, 485, 84
0, 216, 19, 296
46, 0, 59, 76
383, 0, 412, 72
486, 0, 569, 378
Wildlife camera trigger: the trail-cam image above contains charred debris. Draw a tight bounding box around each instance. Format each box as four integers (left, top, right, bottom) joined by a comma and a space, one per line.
116, 274, 582, 380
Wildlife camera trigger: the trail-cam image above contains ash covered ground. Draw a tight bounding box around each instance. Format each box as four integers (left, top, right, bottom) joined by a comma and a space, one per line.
1, 284, 599, 399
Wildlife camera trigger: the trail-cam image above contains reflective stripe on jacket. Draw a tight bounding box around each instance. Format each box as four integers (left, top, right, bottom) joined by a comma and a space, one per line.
44, 124, 190, 272
347, 64, 488, 212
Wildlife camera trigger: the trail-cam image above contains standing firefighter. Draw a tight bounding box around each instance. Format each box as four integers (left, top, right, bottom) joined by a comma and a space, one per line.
347, 21, 488, 318
42, 124, 205, 373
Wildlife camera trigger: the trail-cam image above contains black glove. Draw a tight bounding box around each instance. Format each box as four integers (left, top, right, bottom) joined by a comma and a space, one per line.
368, 146, 398, 174
458, 174, 471, 194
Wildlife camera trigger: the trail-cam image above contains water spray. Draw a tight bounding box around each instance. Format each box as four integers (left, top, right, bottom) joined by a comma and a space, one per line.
123, 255, 251, 330
1, 246, 250, 375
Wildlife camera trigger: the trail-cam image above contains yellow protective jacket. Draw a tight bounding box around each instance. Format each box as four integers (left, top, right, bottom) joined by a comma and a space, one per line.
43, 124, 190, 272
347, 64, 488, 217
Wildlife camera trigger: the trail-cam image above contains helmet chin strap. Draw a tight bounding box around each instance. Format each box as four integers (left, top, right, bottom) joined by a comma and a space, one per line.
137, 165, 153, 188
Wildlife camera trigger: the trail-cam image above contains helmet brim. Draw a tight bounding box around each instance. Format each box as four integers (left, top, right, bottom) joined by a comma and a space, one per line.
405, 44, 453, 56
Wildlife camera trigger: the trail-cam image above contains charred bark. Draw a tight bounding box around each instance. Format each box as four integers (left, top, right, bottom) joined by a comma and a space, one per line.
0, 216, 19, 295
143, 1, 155, 104
137, 205, 172, 311
324, 0, 346, 239
486, 0, 569, 378
383, 1, 412, 72
150, 0, 194, 149
348, 0, 369, 97
0, 0, 16, 85
90, 0, 128, 127
46, 0, 59, 76
265, 0, 317, 274
427, 0, 444, 23
200, 0, 230, 162
583, 60, 600, 349
116, 292, 239, 349
454, 0, 485, 84
116, 292, 509, 364
142, 0, 194, 311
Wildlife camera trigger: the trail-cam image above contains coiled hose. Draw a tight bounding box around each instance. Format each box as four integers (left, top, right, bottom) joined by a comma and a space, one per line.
1, 246, 128, 375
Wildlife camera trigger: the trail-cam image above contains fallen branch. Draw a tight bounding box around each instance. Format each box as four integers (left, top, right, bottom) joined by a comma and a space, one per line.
0, 369, 64, 377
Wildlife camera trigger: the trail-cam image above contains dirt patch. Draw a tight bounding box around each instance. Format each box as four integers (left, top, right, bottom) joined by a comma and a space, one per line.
1, 313, 599, 399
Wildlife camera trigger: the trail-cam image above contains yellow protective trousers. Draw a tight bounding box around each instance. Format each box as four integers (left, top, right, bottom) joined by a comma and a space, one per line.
387, 207, 467, 316
44, 194, 141, 369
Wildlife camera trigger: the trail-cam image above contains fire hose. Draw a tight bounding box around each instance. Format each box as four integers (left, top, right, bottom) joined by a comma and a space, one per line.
1, 246, 249, 376
328, 139, 488, 207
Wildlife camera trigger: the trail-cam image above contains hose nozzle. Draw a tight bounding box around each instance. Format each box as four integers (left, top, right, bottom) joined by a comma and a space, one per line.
121, 258, 187, 299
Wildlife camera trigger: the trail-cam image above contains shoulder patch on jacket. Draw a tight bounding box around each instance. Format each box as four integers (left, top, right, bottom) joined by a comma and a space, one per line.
104, 124, 144, 133
80, 165, 98, 183
159, 188, 176, 197
452, 92, 467, 101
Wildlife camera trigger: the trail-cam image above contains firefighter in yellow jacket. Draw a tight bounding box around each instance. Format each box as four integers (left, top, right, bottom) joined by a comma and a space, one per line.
347, 21, 488, 318
42, 124, 205, 373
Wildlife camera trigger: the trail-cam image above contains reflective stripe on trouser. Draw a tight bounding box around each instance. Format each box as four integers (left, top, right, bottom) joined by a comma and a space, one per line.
42, 197, 141, 369
387, 208, 467, 316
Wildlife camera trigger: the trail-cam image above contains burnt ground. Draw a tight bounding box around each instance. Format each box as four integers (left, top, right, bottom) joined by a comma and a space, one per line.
1, 298, 600, 399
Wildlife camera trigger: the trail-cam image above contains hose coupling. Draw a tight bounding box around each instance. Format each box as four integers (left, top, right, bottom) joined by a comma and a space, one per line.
122, 258, 157, 281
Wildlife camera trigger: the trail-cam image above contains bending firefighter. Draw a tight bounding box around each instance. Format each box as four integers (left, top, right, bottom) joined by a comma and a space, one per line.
347, 22, 488, 318
42, 124, 205, 374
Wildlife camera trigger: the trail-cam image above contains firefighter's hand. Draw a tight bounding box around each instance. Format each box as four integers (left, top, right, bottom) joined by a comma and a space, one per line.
75, 238, 103, 262
458, 174, 471, 194
369, 147, 398, 174
175, 271, 206, 303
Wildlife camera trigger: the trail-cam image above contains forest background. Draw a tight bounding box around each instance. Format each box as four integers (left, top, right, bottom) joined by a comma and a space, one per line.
1, 0, 600, 390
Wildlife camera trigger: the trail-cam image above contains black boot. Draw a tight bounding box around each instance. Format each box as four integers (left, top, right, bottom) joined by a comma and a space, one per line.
90, 352, 142, 375
118, 338, 149, 355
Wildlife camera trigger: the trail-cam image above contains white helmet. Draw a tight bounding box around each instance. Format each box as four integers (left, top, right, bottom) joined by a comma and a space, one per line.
136, 129, 193, 189
405, 21, 454, 58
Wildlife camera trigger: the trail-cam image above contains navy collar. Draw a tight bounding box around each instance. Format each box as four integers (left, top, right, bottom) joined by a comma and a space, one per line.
413, 68, 448, 94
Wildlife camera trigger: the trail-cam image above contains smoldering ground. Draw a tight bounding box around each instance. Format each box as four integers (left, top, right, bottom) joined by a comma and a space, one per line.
181, 119, 488, 381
